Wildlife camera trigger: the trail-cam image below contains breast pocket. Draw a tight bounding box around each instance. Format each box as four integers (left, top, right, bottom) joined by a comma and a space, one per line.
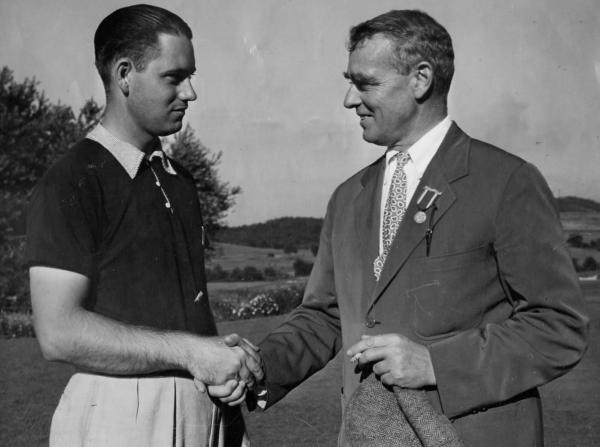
407, 246, 496, 340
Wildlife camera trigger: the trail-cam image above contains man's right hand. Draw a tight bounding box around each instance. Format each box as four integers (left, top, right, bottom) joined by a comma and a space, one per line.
183, 334, 256, 390
205, 334, 264, 406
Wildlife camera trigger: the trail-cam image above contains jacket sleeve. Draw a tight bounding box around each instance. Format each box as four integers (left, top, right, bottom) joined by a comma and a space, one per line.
258, 190, 343, 407
429, 162, 589, 418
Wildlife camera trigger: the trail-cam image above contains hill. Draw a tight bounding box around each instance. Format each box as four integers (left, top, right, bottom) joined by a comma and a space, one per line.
215, 217, 323, 250
213, 196, 600, 250
557, 196, 600, 213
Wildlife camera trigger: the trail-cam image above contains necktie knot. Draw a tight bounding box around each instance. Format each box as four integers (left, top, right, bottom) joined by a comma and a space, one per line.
391, 151, 411, 169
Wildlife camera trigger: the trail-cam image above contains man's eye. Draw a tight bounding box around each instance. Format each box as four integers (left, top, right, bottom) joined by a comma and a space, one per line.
166, 75, 183, 84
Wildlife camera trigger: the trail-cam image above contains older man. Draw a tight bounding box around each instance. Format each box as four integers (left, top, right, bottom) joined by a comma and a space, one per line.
249, 9, 588, 446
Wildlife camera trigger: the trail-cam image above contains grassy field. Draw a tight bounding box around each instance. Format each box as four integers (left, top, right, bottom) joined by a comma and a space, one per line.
207, 242, 315, 277
1, 283, 599, 446
561, 212, 600, 232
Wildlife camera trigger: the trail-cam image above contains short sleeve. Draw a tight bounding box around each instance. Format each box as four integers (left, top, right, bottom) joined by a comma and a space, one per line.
25, 157, 100, 277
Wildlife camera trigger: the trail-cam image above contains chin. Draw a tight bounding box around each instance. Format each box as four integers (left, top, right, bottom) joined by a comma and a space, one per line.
362, 132, 385, 146
157, 122, 183, 137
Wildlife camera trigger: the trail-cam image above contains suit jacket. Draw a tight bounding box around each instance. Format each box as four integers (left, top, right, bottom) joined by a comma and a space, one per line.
258, 123, 589, 447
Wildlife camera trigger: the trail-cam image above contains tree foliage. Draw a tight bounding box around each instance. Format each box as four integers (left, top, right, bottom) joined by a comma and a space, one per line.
556, 196, 600, 213
215, 217, 323, 250
0, 66, 102, 314
0, 66, 102, 237
167, 124, 241, 236
0, 66, 102, 192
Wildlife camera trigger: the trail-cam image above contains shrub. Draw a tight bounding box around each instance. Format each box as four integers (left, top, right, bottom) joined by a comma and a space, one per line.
209, 299, 239, 322
242, 266, 264, 281
582, 257, 599, 272
1, 311, 35, 338
206, 264, 229, 281
209, 282, 305, 322
567, 234, 584, 248
293, 258, 313, 277
283, 243, 298, 254
234, 294, 280, 320
269, 284, 304, 314
263, 266, 278, 279
0, 236, 30, 314
229, 267, 244, 281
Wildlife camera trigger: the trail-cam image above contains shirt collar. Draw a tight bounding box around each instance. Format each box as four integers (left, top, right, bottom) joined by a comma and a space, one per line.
386, 116, 453, 177
87, 124, 177, 178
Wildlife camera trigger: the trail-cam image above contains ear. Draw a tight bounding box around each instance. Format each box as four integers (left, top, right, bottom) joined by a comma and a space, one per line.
412, 61, 434, 100
113, 58, 134, 96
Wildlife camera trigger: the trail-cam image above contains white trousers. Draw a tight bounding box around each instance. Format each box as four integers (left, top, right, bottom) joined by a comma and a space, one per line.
49, 373, 249, 447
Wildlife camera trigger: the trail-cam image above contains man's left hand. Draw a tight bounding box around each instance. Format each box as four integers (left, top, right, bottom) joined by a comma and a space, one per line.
347, 333, 436, 388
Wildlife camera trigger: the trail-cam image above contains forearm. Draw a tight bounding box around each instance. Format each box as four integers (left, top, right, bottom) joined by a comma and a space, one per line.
30, 266, 248, 384
37, 306, 198, 375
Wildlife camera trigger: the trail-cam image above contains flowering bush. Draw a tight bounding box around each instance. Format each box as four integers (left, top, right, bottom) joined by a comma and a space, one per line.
234, 294, 280, 320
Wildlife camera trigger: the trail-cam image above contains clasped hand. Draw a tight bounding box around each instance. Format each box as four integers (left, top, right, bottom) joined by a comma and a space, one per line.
192, 333, 264, 406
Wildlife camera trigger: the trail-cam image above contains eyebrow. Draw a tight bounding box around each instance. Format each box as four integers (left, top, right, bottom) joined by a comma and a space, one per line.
342, 72, 377, 84
161, 67, 196, 77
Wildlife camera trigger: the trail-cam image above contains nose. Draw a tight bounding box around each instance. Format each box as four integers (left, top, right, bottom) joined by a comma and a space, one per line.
179, 77, 197, 102
343, 84, 361, 109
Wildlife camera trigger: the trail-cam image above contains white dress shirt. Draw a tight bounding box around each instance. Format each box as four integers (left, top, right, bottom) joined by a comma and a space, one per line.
379, 117, 452, 254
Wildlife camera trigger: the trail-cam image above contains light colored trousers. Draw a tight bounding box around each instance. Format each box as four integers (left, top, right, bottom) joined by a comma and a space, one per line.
50, 373, 249, 447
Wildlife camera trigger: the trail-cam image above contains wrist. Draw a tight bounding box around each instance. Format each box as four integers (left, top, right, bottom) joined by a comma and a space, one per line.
168, 332, 198, 372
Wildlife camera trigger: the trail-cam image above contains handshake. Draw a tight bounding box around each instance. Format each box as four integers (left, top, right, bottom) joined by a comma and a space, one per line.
184, 333, 265, 406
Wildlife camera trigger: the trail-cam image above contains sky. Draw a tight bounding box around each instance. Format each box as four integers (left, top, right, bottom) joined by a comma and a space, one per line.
1, 0, 599, 226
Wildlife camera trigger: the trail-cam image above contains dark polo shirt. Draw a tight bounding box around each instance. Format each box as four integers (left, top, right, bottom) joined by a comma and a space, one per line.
26, 126, 217, 336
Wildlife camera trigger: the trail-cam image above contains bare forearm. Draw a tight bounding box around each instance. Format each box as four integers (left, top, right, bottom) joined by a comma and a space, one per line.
38, 307, 196, 375
30, 266, 248, 385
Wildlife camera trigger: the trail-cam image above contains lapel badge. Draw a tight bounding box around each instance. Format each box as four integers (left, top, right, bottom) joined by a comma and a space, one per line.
414, 211, 427, 224
414, 185, 442, 224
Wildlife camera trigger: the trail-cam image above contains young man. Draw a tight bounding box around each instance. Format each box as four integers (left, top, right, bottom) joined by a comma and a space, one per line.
250, 10, 588, 446
26, 5, 259, 446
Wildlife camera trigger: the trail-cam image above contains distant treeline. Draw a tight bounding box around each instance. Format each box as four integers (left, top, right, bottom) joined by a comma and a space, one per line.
214, 196, 600, 251
557, 196, 600, 213
215, 217, 323, 251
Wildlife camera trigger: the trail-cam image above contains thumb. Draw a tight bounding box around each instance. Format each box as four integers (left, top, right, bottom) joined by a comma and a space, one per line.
194, 378, 207, 393
223, 333, 241, 347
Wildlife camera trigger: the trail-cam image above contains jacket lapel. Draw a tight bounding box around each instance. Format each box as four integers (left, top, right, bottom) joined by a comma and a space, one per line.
367, 123, 471, 309
353, 157, 385, 293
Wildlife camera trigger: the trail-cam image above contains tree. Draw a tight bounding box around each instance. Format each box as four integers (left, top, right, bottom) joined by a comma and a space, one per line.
293, 258, 313, 277
566, 234, 584, 248
0, 66, 102, 237
582, 257, 599, 272
0, 66, 101, 314
167, 124, 241, 236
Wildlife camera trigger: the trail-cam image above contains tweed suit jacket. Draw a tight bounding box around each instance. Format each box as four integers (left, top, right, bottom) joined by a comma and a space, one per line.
258, 123, 588, 447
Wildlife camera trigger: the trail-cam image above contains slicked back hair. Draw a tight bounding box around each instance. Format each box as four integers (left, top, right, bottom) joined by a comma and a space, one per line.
94, 4, 192, 89
348, 10, 454, 98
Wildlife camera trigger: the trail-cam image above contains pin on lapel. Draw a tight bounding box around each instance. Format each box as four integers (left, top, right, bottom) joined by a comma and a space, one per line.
414, 211, 427, 224
414, 186, 442, 224
415, 185, 443, 256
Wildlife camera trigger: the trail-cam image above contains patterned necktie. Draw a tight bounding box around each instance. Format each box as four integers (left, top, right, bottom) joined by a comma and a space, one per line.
374, 151, 411, 281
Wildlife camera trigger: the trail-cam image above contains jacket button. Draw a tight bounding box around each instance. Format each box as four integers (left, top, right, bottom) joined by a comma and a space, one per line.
365, 317, 377, 328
